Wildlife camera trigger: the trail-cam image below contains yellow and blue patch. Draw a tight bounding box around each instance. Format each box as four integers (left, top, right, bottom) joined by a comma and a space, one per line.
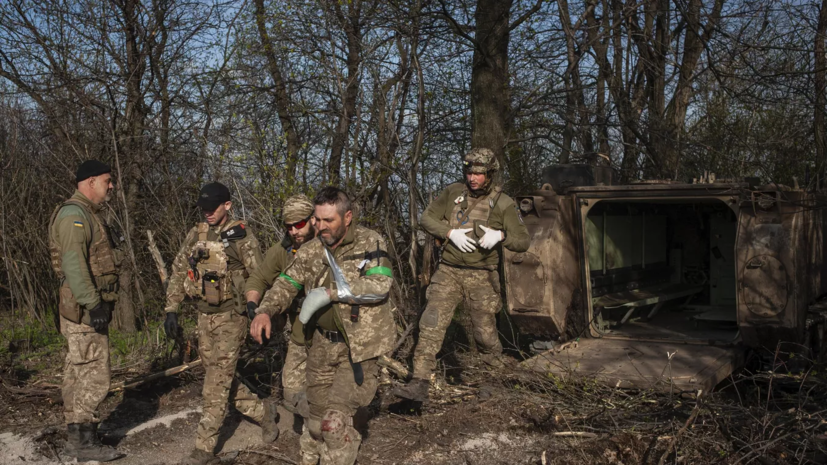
73, 221, 84, 228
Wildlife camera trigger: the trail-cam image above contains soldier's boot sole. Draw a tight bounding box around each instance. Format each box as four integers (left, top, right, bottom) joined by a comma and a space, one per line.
392, 378, 429, 402
262, 399, 280, 443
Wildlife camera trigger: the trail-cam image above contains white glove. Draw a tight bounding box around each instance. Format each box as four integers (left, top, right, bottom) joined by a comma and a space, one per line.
299, 288, 332, 324
447, 228, 476, 253
478, 226, 504, 249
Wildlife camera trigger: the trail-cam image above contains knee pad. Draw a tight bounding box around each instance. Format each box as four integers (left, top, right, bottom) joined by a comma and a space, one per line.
320, 410, 360, 450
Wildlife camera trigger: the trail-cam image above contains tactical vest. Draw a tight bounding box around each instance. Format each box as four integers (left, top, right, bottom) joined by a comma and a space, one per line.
182, 220, 248, 307
449, 187, 503, 238
49, 199, 121, 291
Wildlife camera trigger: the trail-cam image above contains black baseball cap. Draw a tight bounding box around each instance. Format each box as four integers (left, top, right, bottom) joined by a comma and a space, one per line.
197, 182, 231, 211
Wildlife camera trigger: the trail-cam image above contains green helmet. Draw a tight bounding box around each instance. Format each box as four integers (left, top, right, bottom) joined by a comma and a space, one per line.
463, 148, 499, 174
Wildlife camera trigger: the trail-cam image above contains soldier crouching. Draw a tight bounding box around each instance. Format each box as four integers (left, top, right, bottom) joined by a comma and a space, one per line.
250, 187, 395, 465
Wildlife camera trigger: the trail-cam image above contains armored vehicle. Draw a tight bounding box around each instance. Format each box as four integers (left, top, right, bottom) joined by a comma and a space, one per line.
506, 165, 827, 392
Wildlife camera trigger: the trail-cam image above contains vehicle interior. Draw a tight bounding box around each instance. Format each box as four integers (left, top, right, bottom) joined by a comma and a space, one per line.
584, 198, 740, 344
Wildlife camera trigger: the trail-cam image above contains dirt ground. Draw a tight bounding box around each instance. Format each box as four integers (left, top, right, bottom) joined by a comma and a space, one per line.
3, 345, 827, 465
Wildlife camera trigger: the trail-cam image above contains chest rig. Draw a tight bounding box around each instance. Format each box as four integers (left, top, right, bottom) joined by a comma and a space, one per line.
183, 220, 246, 306
49, 199, 121, 285
449, 186, 503, 238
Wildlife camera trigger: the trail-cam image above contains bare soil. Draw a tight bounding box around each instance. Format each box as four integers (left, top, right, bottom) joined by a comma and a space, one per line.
3, 348, 827, 465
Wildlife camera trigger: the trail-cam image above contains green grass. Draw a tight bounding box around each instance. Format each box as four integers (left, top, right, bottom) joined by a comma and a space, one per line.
0, 311, 63, 360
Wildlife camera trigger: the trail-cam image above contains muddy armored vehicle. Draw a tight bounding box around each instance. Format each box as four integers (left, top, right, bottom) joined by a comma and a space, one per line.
506, 165, 827, 392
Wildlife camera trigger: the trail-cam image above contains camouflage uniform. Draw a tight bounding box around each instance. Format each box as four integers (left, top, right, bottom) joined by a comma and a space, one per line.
246, 237, 308, 415
412, 154, 530, 381
48, 190, 121, 425
165, 219, 265, 453
258, 225, 394, 465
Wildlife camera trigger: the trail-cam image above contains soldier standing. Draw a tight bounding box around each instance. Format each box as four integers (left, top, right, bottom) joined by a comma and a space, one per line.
49, 160, 125, 462
245, 194, 315, 419
394, 148, 530, 402
162, 182, 278, 465
250, 187, 394, 465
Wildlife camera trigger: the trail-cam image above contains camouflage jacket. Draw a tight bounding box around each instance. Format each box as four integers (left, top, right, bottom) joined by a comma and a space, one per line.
421, 182, 530, 269
165, 219, 263, 315
257, 225, 395, 363
245, 235, 306, 344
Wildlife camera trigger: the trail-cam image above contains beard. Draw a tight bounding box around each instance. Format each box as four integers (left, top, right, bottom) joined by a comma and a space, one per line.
319, 224, 346, 247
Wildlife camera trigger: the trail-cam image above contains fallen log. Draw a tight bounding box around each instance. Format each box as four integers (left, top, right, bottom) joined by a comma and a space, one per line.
109, 358, 202, 392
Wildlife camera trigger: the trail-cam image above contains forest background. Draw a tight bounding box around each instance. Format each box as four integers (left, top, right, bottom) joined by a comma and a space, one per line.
0, 0, 825, 335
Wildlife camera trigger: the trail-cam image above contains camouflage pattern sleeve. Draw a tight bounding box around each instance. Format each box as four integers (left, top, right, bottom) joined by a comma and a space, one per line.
164, 226, 198, 314
245, 244, 286, 295
55, 206, 99, 310
500, 199, 530, 253
337, 234, 392, 300
420, 185, 454, 240
257, 249, 308, 317
237, 233, 264, 277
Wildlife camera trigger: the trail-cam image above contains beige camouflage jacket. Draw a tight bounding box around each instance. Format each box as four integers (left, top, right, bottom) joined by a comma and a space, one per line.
165, 220, 262, 315
257, 225, 395, 363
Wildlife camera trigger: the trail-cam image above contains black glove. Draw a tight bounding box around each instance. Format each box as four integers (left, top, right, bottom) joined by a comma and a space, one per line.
246, 301, 258, 320
88, 303, 110, 333
164, 312, 180, 339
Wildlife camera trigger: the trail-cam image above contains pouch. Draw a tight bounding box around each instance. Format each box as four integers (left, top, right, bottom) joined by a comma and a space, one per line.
203, 272, 222, 306
59, 286, 82, 323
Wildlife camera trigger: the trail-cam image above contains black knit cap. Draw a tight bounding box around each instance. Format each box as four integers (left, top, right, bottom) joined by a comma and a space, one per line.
197, 182, 231, 211
76, 160, 111, 183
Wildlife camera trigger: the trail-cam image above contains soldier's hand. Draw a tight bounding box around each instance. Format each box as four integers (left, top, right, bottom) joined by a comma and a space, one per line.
251, 313, 271, 344
447, 228, 477, 253
163, 312, 180, 339
88, 303, 110, 333
299, 288, 332, 324
478, 226, 504, 250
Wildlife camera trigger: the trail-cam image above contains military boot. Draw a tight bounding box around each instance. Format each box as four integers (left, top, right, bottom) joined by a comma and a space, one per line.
393, 378, 429, 402
67, 423, 125, 462
261, 399, 280, 443
179, 448, 214, 465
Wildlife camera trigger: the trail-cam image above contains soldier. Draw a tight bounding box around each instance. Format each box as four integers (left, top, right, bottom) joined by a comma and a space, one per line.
394, 148, 530, 402
162, 182, 278, 465
245, 194, 315, 419
49, 160, 125, 462
250, 187, 394, 465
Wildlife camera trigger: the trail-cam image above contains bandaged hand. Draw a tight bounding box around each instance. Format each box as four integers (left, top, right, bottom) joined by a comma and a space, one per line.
298, 288, 332, 324
478, 226, 504, 249
448, 228, 477, 253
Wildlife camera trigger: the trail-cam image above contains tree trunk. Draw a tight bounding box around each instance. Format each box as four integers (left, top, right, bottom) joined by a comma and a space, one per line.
816, 0, 827, 185
253, 0, 302, 186
328, 0, 363, 185
470, 0, 513, 168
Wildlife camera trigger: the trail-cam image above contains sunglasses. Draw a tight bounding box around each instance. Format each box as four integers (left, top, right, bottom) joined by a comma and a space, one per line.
285, 215, 311, 230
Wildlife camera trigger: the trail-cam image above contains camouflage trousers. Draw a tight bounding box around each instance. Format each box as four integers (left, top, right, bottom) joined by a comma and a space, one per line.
195, 311, 265, 453
282, 339, 308, 416
60, 315, 111, 425
412, 265, 503, 380
301, 330, 379, 465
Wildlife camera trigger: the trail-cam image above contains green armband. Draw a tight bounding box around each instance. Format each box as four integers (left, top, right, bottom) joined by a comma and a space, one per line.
279, 273, 303, 290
